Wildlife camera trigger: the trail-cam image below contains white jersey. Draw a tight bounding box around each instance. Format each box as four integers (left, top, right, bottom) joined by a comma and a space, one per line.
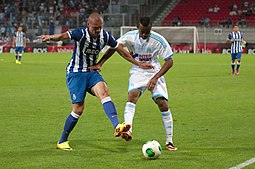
118, 30, 173, 75
14, 31, 26, 47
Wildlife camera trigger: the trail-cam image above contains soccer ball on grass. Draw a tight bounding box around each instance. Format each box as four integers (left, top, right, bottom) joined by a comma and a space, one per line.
142, 140, 162, 159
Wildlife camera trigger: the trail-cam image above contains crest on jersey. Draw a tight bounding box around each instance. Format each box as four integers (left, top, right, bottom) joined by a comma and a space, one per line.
147, 48, 152, 53
100, 39, 105, 48
72, 94, 76, 100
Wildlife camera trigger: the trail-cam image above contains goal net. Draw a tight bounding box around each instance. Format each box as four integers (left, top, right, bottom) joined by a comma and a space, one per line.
120, 26, 199, 53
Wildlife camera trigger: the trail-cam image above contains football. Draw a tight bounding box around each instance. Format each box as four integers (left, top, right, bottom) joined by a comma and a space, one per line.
142, 140, 162, 159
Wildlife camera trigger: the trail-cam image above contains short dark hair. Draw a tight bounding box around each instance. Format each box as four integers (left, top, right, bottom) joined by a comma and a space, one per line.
139, 16, 151, 27
233, 24, 238, 28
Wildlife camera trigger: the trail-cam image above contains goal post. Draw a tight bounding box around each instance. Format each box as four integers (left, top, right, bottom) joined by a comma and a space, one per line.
120, 26, 199, 53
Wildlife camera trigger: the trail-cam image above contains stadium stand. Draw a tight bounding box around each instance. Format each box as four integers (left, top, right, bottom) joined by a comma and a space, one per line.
161, 0, 255, 27
0, 0, 255, 54
0, 0, 109, 42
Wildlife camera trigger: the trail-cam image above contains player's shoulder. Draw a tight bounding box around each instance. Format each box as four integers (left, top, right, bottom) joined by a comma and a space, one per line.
150, 31, 168, 47
70, 26, 87, 33
101, 29, 110, 35
123, 30, 138, 37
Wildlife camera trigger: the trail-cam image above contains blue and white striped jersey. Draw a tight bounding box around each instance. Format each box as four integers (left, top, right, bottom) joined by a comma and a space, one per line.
14, 31, 26, 47
228, 31, 243, 54
66, 27, 118, 73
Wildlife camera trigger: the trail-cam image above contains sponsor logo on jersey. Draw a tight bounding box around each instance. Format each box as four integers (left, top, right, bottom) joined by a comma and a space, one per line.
138, 53, 152, 61
84, 48, 100, 55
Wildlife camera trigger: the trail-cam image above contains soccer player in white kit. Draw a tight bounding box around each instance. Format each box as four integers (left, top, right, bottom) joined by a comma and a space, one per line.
91, 17, 177, 151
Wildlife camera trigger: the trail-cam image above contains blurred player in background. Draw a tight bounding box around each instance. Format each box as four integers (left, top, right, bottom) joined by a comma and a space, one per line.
12, 26, 26, 64
91, 17, 177, 151
39, 13, 152, 151
227, 25, 244, 75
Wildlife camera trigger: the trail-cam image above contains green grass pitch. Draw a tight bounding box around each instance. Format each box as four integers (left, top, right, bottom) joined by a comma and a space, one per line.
0, 52, 255, 169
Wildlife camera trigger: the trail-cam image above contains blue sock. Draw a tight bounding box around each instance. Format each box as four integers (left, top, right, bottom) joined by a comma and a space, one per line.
101, 97, 120, 129
59, 111, 79, 143
18, 55, 22, 61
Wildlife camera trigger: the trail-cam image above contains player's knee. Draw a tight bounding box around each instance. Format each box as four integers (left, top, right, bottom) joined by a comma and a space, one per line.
72, 103, 84, 115
98, 90, 110, 100
128, 97, 138, 104
128, 91, 140, 103
156, 98, 169, 112
92, 82, 110, 100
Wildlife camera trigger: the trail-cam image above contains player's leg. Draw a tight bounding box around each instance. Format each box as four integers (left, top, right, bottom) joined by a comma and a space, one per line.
92, 81, 119, 128
15, 48, 18, 64
57, 72, 87, 150
57, 102, 84, 150
122, 89, 142, 141
152, 77, 177, 151
236, 52, 242, 75
17, 47, 24, 64
17, 53, 22, 64
90, 72, 130, 137
122, 71, 148, 141
58, 103, 84, 143
155, 97, 177, 151
231, 53, 236, 75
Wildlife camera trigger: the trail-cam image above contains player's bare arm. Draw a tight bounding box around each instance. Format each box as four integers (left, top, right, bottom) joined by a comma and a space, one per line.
90, 44, 154, 70
24, 37, 27, 48
38, 32, 70, 41
226, 38, 235, 43
12, 37, 15, 48
147, 58, 173, 91
89, 48, 116, 71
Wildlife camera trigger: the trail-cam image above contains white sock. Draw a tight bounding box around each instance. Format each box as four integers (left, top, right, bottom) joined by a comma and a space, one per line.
124, 102, 136, 133
161, 109, 173, 144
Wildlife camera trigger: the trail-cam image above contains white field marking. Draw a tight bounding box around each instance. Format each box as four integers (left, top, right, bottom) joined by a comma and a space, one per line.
229, 157, 255, 169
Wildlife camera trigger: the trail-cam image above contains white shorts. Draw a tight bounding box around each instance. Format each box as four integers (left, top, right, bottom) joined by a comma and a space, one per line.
128, 71, 169, 101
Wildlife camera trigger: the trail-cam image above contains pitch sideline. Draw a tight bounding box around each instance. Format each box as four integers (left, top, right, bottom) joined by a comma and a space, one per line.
229, 157, 255, 169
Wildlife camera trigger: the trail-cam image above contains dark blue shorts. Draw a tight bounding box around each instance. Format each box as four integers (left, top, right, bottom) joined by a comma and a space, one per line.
66, 71, 105, 104
15, 47, 24, 53
231, 52, 242, 60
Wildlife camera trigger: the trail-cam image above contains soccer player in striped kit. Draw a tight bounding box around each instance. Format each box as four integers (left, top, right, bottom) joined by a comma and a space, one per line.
227, 25, 244, 75
39, 13, 153, 151
12, 26, 26, 64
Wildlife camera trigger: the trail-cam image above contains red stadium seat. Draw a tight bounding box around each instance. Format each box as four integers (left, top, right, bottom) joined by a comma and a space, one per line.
162, 0, 255, 26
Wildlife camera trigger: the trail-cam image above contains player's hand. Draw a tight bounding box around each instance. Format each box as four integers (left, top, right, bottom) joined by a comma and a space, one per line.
147, 76, 158, 91
38, 35, 51, 42
88, 64, 101, 72
138, 62, 154, 69
230, 38, 235, 42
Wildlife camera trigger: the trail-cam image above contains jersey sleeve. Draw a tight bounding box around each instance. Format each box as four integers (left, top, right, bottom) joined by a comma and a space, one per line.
228, 32, 232, 40
117, 33, 132, 52
67, 28, 83, 41
158, 38, 174, 61
117, 33, 128, 46
107, 32, 118, 48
